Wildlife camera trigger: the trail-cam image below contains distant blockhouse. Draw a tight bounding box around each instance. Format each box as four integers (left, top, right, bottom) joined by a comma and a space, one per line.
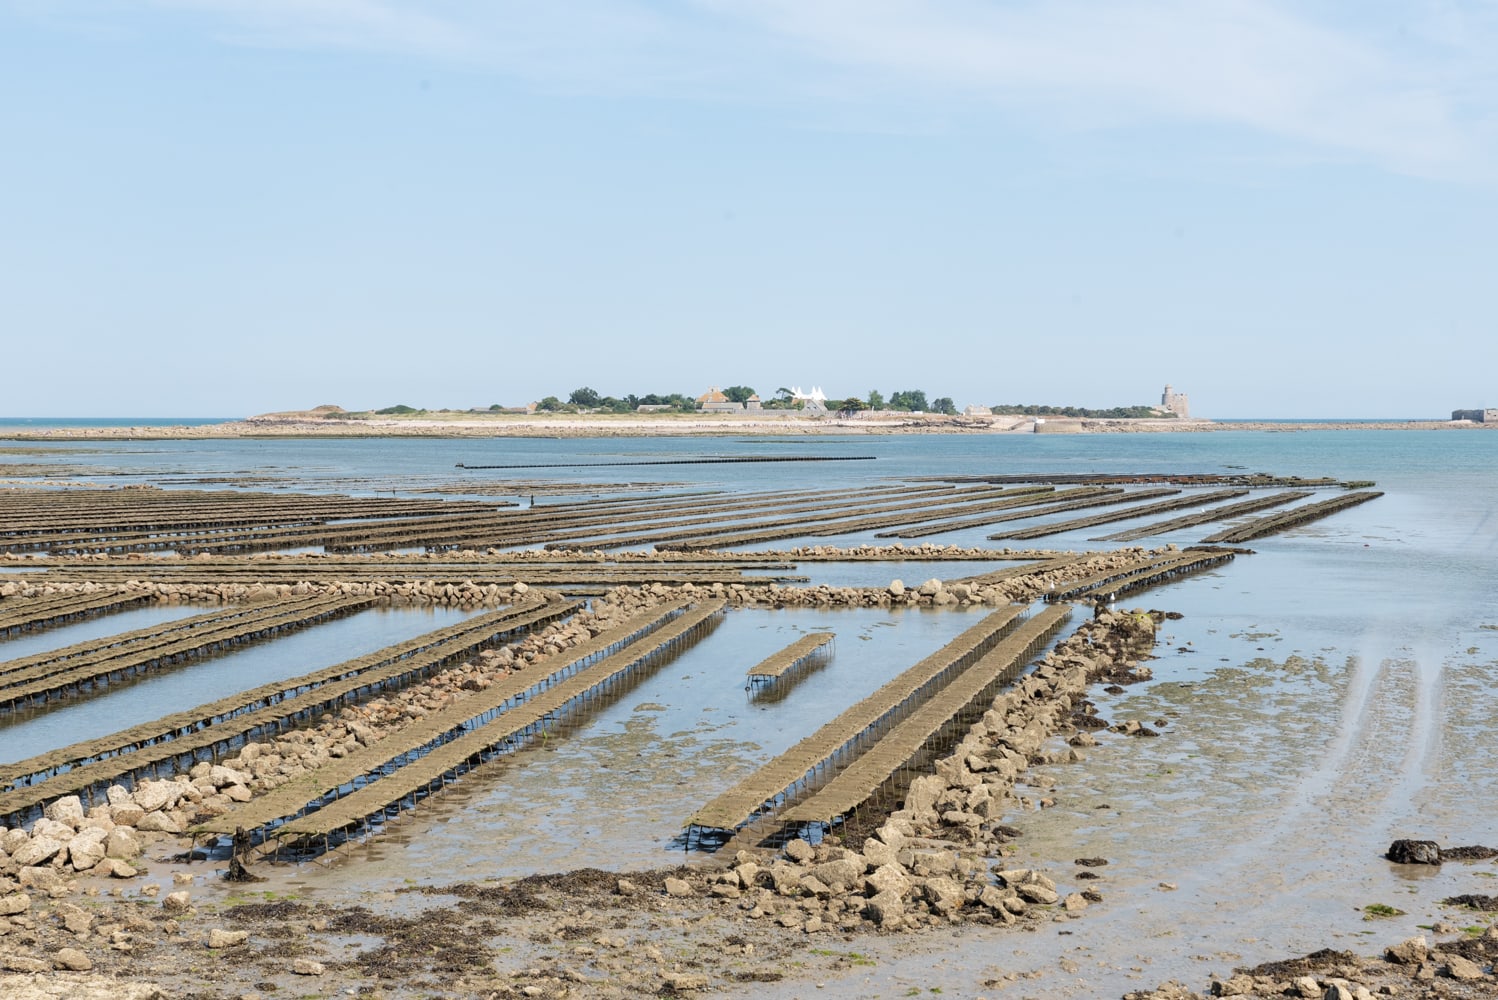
1451, 408, 1498, 423
1161, 384, 1190, 419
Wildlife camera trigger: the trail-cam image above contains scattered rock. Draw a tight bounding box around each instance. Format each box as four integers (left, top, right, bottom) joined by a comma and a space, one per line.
783, 839, 815, 864
1386, 839, 1441, 865
1444, 955, 1484, 981
207, 928, 250, 949
1384, 936, 1428, 965
662, 971, 710, 991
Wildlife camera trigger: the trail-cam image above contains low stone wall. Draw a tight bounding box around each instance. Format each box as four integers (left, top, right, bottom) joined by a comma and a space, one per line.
685, 608, 1161, 932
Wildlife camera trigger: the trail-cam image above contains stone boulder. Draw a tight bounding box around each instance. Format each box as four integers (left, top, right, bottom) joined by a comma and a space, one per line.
864, 889, 906, 926
783, 838, 815, 863
132, 781, 181, 814
53, 947, 92, 971
45, 796, 86, 829
1445, 955, 1484, 981
65, 829, 109, 872
924, 876, 965, 914
1387, 839, 1441, 865
1384, 936, 1428, 965
11, 836, 65, 868
105, 827, 142, 860
811, 856, 865, 890
136, 810, 184, 834
207, 928, 249, 949
111, 804, 146, 828
865, 864, 911, 898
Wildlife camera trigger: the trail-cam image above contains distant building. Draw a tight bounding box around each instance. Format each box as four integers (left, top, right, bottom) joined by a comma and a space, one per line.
1161, 384, 1190, 419
963, 405, 992, 417
1452, 408, 1498, 423
788, 386, 828, 414
745, 394, 762, 411
696, 387, 743, 413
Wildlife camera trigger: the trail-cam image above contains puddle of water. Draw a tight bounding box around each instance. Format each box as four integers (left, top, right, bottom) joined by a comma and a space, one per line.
265, 606, 992, 885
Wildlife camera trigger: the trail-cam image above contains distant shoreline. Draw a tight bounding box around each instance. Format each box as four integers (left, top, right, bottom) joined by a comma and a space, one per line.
1, 411, 1490, 441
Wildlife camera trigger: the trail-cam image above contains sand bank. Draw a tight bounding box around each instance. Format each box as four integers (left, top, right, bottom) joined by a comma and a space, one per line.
4, 410, 1484, 441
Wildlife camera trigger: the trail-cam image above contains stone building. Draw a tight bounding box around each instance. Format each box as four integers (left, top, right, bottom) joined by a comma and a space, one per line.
1451, 409, 1498, 422
1161, 384, 1190, 418
696, 387, 743, 413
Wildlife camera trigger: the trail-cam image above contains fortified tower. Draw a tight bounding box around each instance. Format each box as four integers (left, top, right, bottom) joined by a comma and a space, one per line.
1161, 384, 1190, 419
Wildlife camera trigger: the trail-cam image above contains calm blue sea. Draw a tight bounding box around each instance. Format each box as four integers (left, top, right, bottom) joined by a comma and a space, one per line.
0, 417, 237, 428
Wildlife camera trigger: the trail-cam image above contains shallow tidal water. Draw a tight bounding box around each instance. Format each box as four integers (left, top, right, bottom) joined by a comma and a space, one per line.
6, 428, 1498, 997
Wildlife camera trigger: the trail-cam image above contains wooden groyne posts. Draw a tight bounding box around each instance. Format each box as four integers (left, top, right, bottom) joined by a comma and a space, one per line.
1045, 549, 1238, 602
0, 600, 581, 829
990, 489, 1248, 541
0, 489, 502, 556
1200, 491, 1383, 543
778, 604, 1073, 833
0, 596, 378, 713
194, 601, 727, 859
1094, 491, 1312, 542
876, 487, 1118, 539
0, 592, 156, 638
556, 485, 1011, 552
746, 633, 834, 695
684, 606, 1028, 842
0, 596, 338, 685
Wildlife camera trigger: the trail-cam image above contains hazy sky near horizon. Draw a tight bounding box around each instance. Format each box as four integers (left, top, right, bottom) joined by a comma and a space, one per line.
4, 2, 1497, 419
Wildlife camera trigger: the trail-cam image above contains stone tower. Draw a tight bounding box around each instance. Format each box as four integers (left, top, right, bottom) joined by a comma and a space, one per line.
1161, 384, 1190, 419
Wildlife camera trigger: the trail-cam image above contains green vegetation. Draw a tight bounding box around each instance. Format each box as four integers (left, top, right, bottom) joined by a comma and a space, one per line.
375, 403, 423, 415
988, 403, 1171, 418
836, 397, 867, 416
1363, 903, 1407, 919
887, 389, 929, 412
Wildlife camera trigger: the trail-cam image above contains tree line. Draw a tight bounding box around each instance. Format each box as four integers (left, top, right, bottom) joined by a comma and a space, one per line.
986, 404, 1172, 418
372, 394, 1167, 419
526, 387, 964, 416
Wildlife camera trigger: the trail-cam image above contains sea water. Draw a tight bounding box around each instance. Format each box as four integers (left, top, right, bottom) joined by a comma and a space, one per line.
2, 428, 1496, 996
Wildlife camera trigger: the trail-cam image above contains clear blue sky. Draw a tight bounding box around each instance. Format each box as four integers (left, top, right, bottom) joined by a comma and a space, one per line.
3, 2, 1495, 418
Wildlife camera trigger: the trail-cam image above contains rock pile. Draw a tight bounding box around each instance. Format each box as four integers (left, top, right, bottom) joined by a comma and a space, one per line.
693, 608, 1161, 932
3, 587, 650, 885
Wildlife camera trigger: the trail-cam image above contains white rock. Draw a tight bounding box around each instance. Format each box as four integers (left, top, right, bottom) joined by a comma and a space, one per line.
11, 836, 66, 868
65, 829, 109, 872
45, 796, 86, 829
207, 928, 249, 948
132, 781, 181, 813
